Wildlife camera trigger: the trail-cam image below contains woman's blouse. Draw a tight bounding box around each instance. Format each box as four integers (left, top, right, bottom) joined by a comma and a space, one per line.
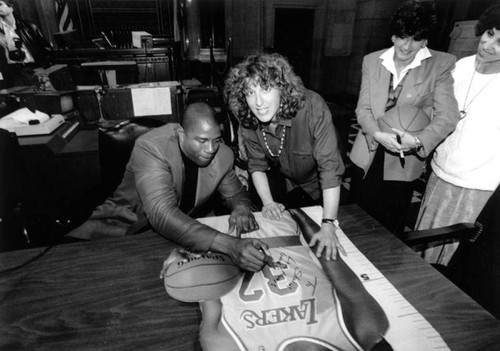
242, 90, 345, 200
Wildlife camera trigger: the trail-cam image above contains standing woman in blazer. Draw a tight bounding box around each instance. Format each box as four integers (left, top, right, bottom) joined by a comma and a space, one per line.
349, 0, 460, 234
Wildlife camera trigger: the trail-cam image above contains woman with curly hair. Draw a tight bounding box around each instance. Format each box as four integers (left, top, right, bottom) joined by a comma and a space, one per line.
349, 0, 460, 235
224, 52, 346, 260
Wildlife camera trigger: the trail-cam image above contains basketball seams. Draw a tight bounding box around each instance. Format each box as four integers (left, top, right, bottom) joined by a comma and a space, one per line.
165, 262, 238, 278
165, 273, 241, 290
164, 254, 242, 302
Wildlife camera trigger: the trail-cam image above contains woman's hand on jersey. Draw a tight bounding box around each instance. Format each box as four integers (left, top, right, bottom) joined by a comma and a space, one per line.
262, 201, 285, 220
309, 223, 346, 261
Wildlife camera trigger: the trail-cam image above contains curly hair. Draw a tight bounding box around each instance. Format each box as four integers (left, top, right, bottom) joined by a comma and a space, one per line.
224, 52, 306, 130
475, 2, 500, 36
389, 0, 437, 41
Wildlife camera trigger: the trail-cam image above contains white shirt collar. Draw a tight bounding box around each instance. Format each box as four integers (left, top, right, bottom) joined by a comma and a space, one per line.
380, 46, 432, 86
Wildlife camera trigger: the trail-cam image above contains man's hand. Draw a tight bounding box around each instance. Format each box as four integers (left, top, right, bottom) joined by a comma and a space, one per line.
228, 205, 259, 237
309, 223, 346, 261
262, 201, 285, 220
227, 238, 270, 272
210, 234, 269, 272
159, 248, 201, 279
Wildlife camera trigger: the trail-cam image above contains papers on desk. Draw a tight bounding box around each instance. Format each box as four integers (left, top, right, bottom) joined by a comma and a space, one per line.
0, 107, 65, 136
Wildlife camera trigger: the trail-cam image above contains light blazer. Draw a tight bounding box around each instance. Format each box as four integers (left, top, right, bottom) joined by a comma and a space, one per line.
350, 48, 460, 181
72, 123, 249, 251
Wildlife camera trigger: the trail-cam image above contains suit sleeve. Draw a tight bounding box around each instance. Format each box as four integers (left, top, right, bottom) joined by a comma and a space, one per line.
417, 54, 460, 153
355, 55, 381, 150
132, 139, 220, 252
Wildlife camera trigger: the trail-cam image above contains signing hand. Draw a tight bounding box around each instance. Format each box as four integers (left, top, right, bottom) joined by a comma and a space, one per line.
309, 223, 346, 261
262, 201, 285, 220
210, 233, 269, 272
228, 205, 259, 237
228, 237, 270, 272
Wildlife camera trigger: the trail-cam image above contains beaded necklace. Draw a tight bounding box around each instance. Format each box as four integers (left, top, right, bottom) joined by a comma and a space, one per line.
261, 124, 286, 158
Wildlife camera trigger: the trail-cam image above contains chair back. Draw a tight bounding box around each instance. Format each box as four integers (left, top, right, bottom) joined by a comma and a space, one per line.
98, 118, 165, 197
446, 185, 500, 319
0, 129, 29, 251
403, 184, 500, 319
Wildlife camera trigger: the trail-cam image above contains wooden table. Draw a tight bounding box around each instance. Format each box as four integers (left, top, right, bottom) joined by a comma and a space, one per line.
1, 205, 499, 350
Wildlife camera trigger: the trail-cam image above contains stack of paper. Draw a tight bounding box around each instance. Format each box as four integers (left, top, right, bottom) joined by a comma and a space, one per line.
0, 108, 65, 136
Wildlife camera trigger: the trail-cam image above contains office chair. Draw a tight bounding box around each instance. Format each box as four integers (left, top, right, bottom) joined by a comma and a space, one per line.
0, 129, 30, 251
98, 117, 166, 198
401, 185, 500, 320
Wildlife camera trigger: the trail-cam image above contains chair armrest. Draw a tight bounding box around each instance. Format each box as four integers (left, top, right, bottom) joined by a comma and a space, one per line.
401, 222, 477, 246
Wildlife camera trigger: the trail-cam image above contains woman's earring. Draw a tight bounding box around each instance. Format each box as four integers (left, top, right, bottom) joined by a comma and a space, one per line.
391, 36, 395, 43
422, 40, 427, 48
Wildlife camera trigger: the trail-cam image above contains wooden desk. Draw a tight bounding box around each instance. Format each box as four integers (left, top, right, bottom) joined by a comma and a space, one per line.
0, 205, 499, 350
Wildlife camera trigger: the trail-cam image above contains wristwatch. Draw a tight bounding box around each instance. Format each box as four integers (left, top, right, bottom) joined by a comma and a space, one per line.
414, 136, 423, 151
321, 218, 339, 227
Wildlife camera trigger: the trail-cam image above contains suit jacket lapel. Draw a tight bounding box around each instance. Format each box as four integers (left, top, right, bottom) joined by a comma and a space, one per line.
168, 132, 184, 201
372, 60, 391, 118
398, 63, 426, 107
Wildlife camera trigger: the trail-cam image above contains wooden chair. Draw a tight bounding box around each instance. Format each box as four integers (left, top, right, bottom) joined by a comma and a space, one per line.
401, 185, 500, 320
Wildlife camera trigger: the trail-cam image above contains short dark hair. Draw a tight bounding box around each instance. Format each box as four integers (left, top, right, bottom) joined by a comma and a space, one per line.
224, 52, 306, 130
181, 102, 218, 132
1, 0, 14, 9
475, 2, 500, 36
389, 0, 437, 41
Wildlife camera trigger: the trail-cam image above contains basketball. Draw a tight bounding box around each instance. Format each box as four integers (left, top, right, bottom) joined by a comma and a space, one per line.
164, 252, 242, 302
379, 105, 430, 134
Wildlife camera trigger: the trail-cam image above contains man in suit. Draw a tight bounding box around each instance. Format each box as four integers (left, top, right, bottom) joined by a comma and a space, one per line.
69, 102, 269, 272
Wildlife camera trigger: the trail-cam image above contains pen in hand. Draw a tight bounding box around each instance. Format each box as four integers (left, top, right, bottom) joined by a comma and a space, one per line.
396, 134, 404, 159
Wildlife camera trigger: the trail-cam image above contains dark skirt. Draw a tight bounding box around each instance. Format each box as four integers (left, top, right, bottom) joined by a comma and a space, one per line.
350, 146, 416, 235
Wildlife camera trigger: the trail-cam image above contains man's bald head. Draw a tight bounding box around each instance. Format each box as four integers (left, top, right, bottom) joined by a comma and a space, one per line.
181, 102, 218, 133
179, 102, 222, 167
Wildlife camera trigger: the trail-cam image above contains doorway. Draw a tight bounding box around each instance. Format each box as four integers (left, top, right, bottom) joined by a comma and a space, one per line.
274, 8, 314, 87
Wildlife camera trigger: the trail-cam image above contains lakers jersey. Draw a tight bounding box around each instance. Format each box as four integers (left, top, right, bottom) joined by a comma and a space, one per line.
200, 212, 363, 351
